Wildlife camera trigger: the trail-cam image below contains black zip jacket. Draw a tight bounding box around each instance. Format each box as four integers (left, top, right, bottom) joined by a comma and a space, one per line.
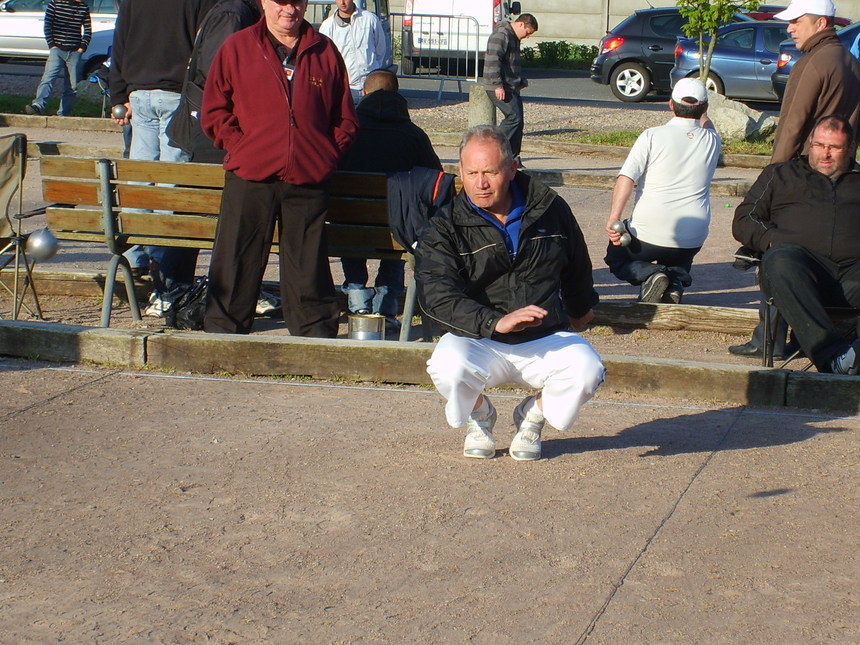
416, 172, 598, 344
110, 0, 218, 104
732, 156, 860, 266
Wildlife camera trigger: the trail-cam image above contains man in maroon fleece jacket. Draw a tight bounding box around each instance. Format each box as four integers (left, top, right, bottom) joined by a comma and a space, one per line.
201, 0, 358, 337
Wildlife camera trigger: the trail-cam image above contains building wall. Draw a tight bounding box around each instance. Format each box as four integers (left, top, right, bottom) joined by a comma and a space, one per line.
387, 0, 860, 46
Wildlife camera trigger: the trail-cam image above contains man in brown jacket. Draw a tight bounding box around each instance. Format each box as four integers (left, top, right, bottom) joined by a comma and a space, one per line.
771, 0, 860, 163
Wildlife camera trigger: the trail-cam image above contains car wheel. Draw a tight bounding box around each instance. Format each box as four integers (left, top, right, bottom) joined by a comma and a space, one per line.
703, 73, 725, 95
401, 57, 416, 75
610, 62, 651, 102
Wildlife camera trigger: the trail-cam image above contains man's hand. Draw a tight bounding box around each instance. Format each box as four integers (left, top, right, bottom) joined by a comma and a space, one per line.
569, 310, 594, 332
112, 102, 131, 126
494, 305, 547, 334
494, 86, 506, 101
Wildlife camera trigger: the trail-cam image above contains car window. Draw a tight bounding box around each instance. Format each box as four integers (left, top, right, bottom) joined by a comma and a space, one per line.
3, 0, 48, 10
717, 27, 754, 50
764, 26, 789, 52
649, 14, 686, 38
86, 0, 118, 13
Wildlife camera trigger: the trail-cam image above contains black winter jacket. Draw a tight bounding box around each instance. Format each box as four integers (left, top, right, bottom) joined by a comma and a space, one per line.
416, 172, 597, 344
732, 157, 860, 266
339, 90, 441, 173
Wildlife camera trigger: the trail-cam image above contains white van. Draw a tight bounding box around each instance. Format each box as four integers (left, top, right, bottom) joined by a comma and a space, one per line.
400, 0, 521, 76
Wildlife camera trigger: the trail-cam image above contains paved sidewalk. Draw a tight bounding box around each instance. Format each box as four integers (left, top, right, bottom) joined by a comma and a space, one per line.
1, 358, 857, 643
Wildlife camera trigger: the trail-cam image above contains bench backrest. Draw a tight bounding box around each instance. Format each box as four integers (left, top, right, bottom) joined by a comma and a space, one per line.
41, 156, 406, 261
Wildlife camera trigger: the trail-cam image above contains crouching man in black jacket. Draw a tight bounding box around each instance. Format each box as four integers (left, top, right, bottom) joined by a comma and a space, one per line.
732, 114, 860, 374
415, 126, 605, 461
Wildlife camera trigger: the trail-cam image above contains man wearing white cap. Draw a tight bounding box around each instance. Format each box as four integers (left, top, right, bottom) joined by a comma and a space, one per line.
771, 0, 860, 163
604, 77, 721, 304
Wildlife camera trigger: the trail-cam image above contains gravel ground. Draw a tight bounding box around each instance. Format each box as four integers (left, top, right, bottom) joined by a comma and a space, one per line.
3, 71, 670, 137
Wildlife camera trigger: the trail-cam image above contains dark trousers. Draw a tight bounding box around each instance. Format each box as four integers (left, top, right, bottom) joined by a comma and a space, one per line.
203, 171, 340, 337
486, 89, 524, 157
760, 244, 860, 371
604, 237, 700, 287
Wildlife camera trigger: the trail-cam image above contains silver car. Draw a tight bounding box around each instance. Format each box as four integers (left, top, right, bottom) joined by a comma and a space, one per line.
0, 0, 118, 75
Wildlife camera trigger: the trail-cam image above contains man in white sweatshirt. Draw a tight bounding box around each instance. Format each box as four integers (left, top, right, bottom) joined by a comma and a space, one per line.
320, 0, 389, 102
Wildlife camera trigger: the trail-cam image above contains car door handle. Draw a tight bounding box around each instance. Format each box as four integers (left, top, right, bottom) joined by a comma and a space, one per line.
760, 58, 773, 65
648, 45, 662, 51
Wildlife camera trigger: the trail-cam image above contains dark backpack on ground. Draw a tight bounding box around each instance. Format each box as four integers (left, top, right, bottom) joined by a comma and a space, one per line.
164, 277, 207, 330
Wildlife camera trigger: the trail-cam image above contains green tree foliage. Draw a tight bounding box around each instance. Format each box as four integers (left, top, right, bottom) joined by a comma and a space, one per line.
676, 0, 760, 84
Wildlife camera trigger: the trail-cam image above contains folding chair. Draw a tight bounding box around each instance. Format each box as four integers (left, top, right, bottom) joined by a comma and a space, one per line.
0, 133, 46, 320
764, 301, 860, 370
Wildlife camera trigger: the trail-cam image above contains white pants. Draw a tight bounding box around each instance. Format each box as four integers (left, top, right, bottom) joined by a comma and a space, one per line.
426, 331, 605, 429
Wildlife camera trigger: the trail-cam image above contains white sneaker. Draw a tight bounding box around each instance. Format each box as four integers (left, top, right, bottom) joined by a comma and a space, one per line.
463, 398, 497, 459
510, 396, 545, 461
256, 290, 281, 315
144, 292, 172, 317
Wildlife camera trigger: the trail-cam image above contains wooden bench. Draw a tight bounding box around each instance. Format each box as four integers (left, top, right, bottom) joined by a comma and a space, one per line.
40, 156, 421, 339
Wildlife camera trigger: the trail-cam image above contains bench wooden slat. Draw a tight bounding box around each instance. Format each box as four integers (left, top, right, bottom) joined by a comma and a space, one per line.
114, 159, 226, 187
43, 179, 100, 206
330, 171, 388, 197
117, 211, 219, 239
40, 156, 99, 179
46, 207, 102, 232
115, 184, 223, 214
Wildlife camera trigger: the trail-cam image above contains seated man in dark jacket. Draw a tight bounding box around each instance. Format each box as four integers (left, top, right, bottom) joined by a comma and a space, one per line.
415, 125, 605, 461
338, 69, 441, 330
732, 114, 860, 374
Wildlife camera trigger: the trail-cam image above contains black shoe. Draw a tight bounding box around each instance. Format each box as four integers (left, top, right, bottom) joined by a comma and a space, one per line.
639, 272, 669, 303
728, 341, 791, 361
728, 341, 762, 357
24, 103, 43, 116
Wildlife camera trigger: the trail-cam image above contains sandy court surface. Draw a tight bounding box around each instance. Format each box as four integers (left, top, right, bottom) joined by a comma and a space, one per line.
1, 359, 858, 643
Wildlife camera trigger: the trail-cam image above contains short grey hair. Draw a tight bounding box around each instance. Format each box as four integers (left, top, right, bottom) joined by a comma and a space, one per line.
458, 125, 514, 165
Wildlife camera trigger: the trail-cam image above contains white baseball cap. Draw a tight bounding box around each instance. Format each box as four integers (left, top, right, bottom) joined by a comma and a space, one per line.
774, 0, 836, 21
671, 77, 708, 105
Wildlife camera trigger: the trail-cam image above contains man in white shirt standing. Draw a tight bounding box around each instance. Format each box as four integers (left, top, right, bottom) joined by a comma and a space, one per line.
604, 77, 721, 304
319, 0, 389, 103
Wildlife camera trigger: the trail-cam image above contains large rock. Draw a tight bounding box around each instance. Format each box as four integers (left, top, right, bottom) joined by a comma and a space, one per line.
707, 91, 779, 141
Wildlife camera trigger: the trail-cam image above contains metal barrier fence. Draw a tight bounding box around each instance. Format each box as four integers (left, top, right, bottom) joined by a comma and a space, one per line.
390, 12, 482, 84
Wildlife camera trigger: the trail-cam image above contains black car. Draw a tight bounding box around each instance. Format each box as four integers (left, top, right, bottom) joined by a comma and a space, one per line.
772, 22, 860, 100
591, 7, 752, 102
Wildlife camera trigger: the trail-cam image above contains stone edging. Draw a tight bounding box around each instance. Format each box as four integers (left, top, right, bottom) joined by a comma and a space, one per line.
1, 320, 857, 414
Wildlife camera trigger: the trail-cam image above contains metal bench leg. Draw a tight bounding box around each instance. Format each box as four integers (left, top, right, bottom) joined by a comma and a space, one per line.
399, 272, 416, 342
100, 254, 141, 327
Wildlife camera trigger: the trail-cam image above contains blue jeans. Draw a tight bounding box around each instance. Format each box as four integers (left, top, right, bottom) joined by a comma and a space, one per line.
340, 258, 405, 316
124, 89, 189, 269
33, 48, 81, 116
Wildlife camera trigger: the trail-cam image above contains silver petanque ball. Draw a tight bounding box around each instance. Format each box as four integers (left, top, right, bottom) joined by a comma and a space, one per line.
26, 227, 59, 261
111, 104, 128, 119
610, 220, 632, 247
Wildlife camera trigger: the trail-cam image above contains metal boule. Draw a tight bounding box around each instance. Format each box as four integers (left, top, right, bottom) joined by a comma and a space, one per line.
26, 227, 59, 261
111, 104, 128, 119
610, 220, 626, 233
619, 232, 632, 247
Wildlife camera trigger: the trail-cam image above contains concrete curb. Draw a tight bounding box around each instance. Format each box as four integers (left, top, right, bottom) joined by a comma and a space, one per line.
2, 319, 858, 413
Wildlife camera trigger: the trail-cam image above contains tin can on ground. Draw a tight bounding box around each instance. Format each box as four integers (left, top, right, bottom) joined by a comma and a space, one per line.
348, 314, 385, 340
